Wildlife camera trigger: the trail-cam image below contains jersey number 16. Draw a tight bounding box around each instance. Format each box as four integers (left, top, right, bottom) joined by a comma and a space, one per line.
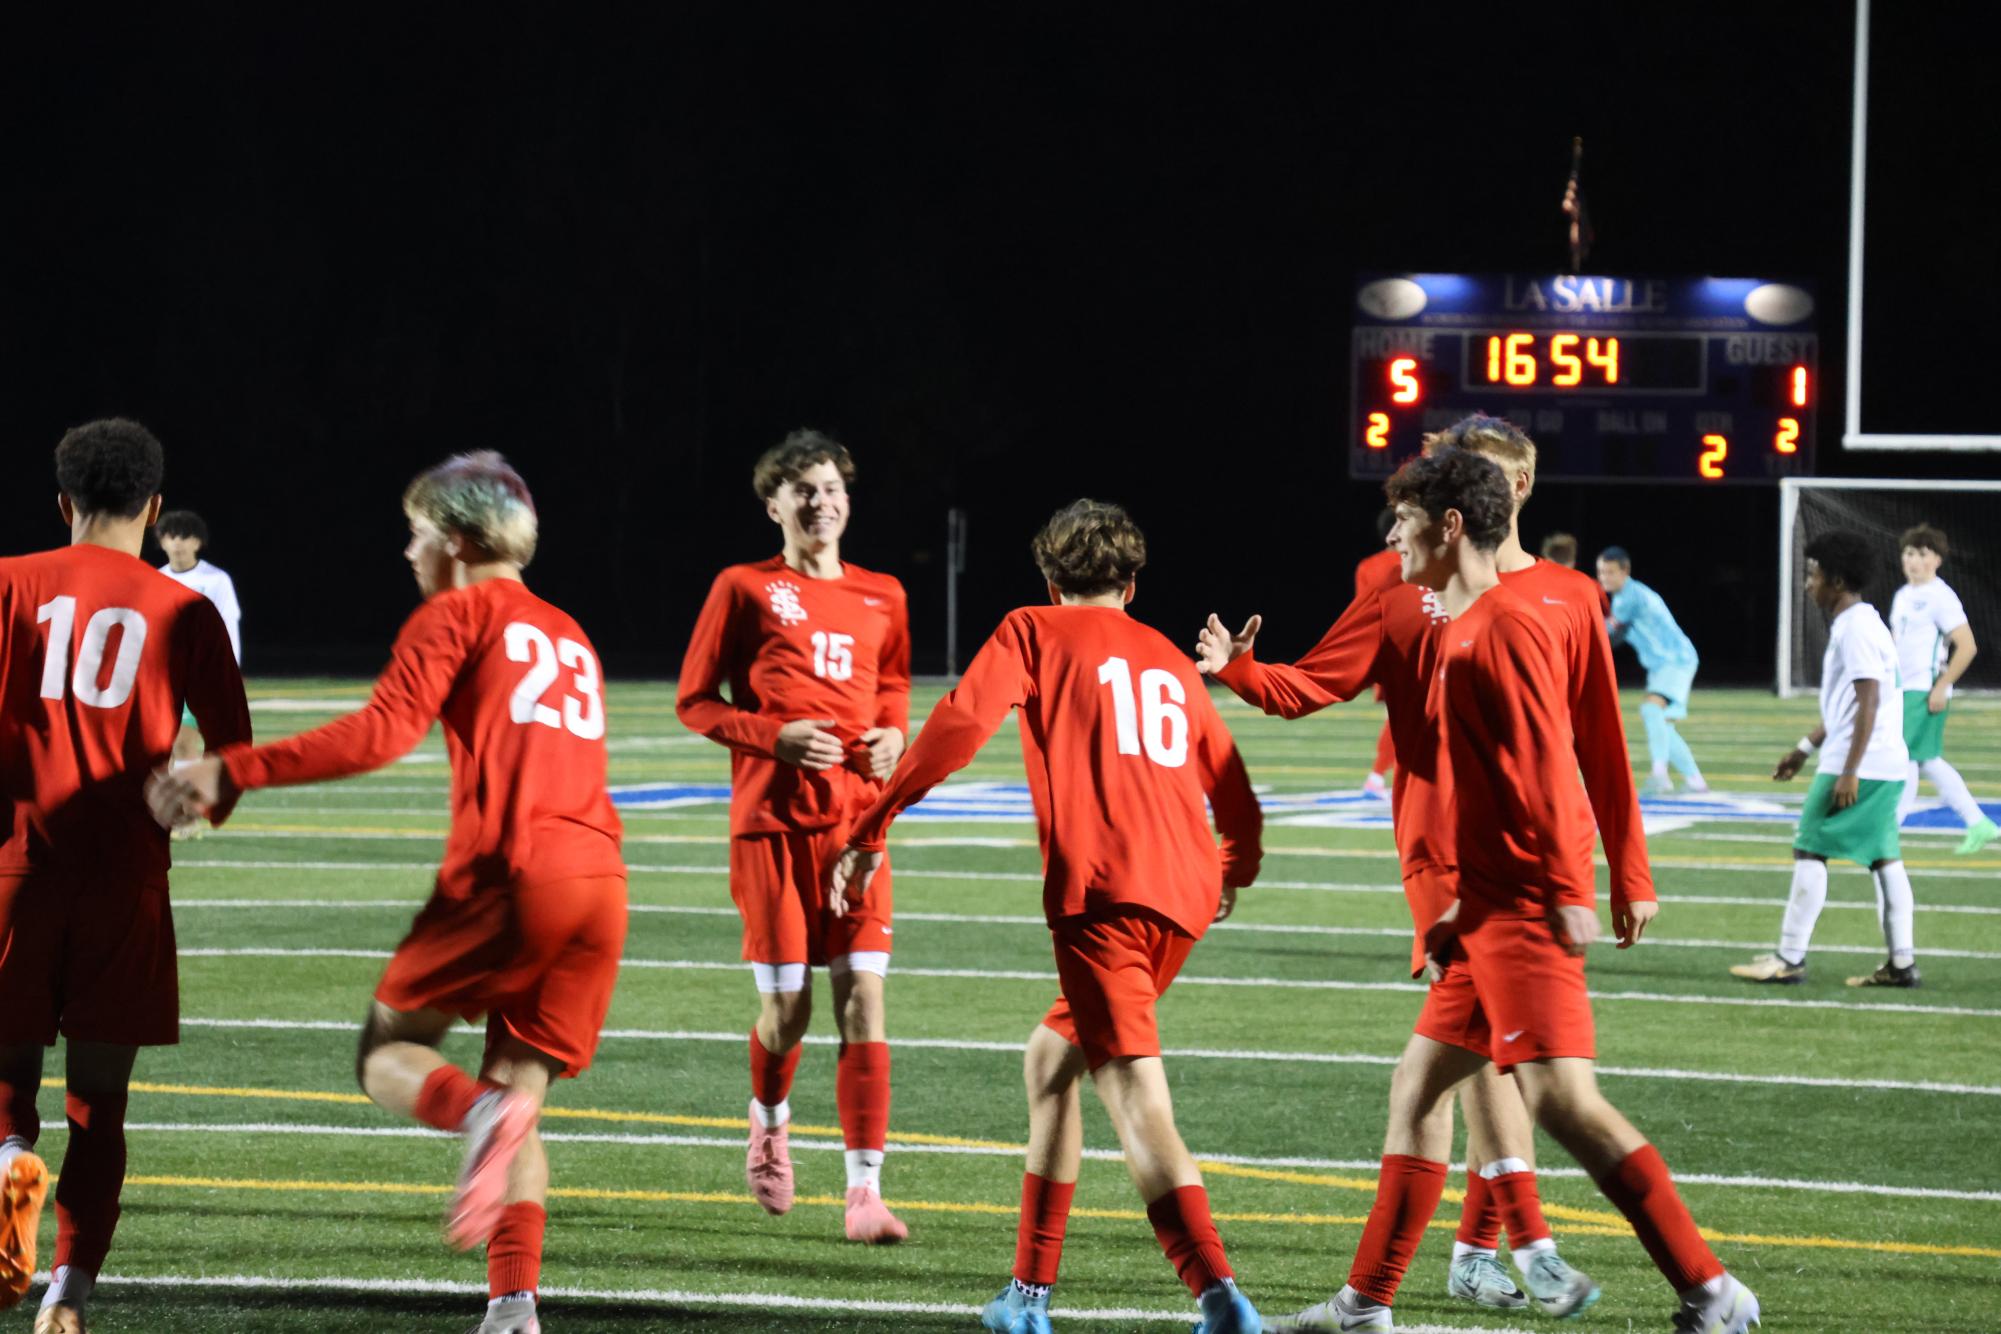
1096, 656, 1188, 768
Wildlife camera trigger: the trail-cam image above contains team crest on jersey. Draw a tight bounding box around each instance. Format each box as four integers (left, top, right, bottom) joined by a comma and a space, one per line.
765, 580, 808, 625
1420, 590, 1450, 624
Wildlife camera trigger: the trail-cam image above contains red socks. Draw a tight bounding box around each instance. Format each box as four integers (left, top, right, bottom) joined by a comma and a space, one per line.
1348, 1155, 1449, 1305
487, 1200, 547, 1298
750, 1030, 802, 1109
52, 1087, 127, 1279
1013, 1173, 1077, 1286
1491, 1170, 1552, 1248
1372, 721, 1396, 778
1146, 1184, 1233, 1297
835, 1042, 891, 1150
1454, 1169, 1501, 1250
412, 1066, 489, 1133
1594, 1145, 1723, 1290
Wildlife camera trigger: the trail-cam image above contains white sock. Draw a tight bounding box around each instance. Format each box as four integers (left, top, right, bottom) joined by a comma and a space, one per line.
845, 1147, 884, 1191
491, 1291, 536, 1308
1479, 1156, 1531, 1180
1512, 1236, 1557, 1274
1898, 761, 1921, 819
1451, 1240, 1496, 1263
751, 1098, 790, 1129
1777, 859, 1829, 963
1922, 758, 1986, 826
1874, 861, 1916, 967
41, 1265, 92, 1310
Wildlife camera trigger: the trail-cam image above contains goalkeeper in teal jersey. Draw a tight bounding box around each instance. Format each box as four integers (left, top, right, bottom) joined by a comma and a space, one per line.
1597, 547, 1706, 795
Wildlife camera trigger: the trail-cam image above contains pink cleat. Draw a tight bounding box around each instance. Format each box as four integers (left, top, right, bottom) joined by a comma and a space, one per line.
844, 1185, 909, 1244
746, 1101, 795, 1216
446, 1089, 537, 1251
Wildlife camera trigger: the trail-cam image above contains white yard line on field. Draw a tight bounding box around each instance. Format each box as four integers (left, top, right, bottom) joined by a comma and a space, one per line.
171, 1018, 2001, 1095
86, 1121, 2001, 1204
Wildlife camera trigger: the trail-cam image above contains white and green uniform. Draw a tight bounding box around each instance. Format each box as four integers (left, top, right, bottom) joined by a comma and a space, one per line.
1891, 578, 1965, 762
1795, 600, 1907, 865
161, 557, 243, 726
1774, 599, 1917, 969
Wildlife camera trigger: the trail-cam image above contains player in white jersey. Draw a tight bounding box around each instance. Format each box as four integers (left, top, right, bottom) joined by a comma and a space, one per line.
1890, 524, 1995, 855
1733, 531, 1921, 988
157, 510, 242, 753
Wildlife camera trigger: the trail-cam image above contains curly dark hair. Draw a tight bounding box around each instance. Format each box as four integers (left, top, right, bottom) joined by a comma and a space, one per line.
1899, 524, 1948, 560
1805, 529, 1879, 595
54, 418, 164, 518
1383, 448, 1512, 552
752, 428, 856, 500
1032, 499, 1147, 596
157, 509, 210, 547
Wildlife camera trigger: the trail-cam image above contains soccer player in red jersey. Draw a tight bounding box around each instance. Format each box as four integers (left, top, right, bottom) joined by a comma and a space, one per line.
676, 430, 912, 1242
1278, 449, 1754, 1334
0, 419, 251, 1334
1200, 415, 1649, 1320
148, 452, 623, 1334
1355, 510, 1402, 798
828, 500, 1264, 1334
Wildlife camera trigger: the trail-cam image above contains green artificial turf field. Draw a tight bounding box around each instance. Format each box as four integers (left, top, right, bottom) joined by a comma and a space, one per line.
20, 681, 2000, 1332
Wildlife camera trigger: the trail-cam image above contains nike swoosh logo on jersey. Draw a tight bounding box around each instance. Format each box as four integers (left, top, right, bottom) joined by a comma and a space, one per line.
864, 596, 885, 606
1502, 1030, 1525, 1042
1542, 596, 1565, 605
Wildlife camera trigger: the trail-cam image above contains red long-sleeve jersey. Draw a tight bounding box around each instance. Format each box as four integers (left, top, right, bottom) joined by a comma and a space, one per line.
1435, 585, 1598, 912
221, 579, 622, 898
847, 605, 1261, 937
0, 544, 252, 883
1354, 546, 1402, 601
676, 557, 910, 836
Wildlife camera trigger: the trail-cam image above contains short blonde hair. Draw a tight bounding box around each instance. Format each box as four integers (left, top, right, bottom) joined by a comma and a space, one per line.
1426, 414, 1537, 499
403, 451, 539, 567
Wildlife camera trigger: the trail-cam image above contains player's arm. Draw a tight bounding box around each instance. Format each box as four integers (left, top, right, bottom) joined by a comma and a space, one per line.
215, 572, 244, 664
675, 574, 787, 758
1567, 597, 1657, 945
861, 583, 911, 779
833, 616, 1032, 908
1774, 721, 1827, 780
1932, 620, 1975, 712
1478, 618, 1598, 940
1831, 678, 1879, 809
1201, 589, 1384, 718
179, 596, 254, 824
1194, 687, 1263, 920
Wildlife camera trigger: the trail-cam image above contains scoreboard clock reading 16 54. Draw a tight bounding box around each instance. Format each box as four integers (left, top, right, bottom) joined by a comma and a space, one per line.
1350, 273, 1818, 483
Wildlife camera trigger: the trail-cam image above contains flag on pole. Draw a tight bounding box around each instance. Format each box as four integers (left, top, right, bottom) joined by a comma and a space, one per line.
1563, 136, 1593, 273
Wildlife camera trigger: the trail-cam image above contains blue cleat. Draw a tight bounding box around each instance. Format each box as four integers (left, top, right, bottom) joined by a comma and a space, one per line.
1192, 1280, 1263, 1334
982, 1282, 1054, 1334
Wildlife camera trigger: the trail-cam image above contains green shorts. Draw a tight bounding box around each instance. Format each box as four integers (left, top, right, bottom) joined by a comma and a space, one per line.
1794, 772, 1902, 867
1902, 691, 1946, 763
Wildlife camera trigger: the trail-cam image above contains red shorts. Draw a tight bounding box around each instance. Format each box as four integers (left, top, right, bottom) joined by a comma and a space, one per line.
375, 874, 628, 1078
1041, 907, 1196, 1070
0, 873, 178, 1047
1453, 906, 1596, 1071
730, 828, 893, 965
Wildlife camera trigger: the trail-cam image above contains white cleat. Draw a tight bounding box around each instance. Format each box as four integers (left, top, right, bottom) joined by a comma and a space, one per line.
1673, 1275, 1760, 1334
1267, 1288, 1392, 1332
468, 1293, 541, 1333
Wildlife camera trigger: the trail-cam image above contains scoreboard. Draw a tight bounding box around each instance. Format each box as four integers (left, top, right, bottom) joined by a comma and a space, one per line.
1350, 273, 1818, 483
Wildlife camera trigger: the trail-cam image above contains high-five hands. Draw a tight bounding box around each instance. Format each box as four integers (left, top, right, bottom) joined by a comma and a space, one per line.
827, 845, 884, 918
1195, 613, 1261, 676
145, 757, 228, 830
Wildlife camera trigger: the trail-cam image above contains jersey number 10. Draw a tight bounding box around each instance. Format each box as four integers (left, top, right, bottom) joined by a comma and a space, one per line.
37, 597, 147, 709
505, 622, 606, 740
1096, 656, 1189, 768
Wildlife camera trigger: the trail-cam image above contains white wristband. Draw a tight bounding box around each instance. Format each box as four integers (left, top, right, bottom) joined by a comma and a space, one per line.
1796, 736, 1818, 755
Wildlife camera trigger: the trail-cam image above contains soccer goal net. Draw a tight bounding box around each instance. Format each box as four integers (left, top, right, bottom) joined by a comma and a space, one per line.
1778, 479, 2001, 696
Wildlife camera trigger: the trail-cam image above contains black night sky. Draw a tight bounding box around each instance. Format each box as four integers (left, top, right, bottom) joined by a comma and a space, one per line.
6, 5, 1997, 682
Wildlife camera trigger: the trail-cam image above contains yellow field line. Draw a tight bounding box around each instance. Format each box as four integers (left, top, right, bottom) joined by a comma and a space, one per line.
108, 1173, 2001, 1260
121, 1080, 2001, 1261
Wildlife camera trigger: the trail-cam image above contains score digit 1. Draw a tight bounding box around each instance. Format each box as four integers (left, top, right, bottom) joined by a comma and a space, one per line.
1698, 433, 1728, 479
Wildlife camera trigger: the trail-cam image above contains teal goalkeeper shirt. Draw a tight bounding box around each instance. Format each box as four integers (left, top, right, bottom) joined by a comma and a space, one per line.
1607, 578, 1697, 670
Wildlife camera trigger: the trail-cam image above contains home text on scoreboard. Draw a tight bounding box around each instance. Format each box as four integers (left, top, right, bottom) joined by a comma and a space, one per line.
1349, 274, 1818, 483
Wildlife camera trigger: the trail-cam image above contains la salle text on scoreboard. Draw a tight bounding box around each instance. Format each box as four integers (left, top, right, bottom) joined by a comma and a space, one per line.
1350, 273, 1818, 484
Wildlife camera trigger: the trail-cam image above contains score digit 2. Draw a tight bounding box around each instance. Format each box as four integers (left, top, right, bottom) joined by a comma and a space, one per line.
1698, 433, 1728, 479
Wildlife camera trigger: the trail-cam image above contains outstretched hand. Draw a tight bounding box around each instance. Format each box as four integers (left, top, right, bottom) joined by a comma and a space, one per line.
1195, 613, 1261, 676
827, 845, 884, 917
